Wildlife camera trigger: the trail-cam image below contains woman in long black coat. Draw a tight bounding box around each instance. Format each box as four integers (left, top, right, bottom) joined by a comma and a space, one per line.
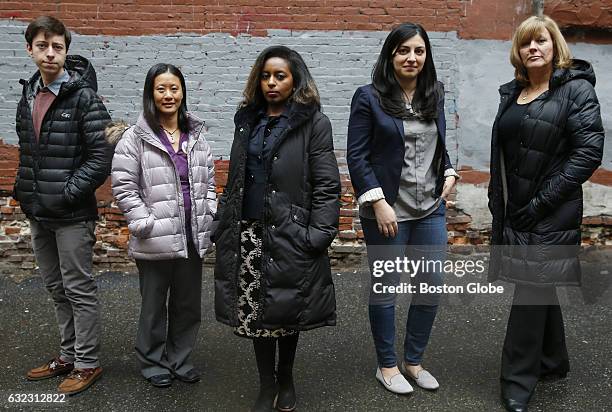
214, 46, 340, 411
488, 15, 604, 412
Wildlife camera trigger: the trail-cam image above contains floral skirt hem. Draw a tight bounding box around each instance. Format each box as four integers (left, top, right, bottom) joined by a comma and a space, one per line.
233, 220, 297, 339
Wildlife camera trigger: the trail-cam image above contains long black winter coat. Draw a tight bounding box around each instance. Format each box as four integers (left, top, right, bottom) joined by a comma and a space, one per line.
14, 55, 112, 222
214, 102, 341, 331
488, 60, 604, 286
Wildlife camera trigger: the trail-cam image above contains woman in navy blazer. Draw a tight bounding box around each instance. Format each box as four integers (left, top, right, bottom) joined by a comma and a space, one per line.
347, 22, 459, 395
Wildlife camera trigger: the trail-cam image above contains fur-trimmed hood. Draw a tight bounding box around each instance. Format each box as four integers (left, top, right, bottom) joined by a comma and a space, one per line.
105, 120, 130, 145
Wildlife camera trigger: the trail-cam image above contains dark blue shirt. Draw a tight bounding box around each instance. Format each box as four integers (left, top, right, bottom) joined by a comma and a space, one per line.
242, 110, 289, 220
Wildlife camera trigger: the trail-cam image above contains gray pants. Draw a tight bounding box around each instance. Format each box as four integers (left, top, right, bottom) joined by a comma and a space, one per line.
134, 242, 203, 379
29, 219, 100, 369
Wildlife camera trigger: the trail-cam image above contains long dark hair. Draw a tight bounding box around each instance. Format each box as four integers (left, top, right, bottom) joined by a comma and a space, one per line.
143, 63, 190, 134
372, 22, 440, 120
240, 46, 320, 110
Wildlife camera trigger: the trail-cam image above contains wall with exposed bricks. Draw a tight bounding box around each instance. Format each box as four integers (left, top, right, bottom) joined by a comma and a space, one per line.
0, 0, 532, 39
1, 1, 610, 41
1, 139, 610, 279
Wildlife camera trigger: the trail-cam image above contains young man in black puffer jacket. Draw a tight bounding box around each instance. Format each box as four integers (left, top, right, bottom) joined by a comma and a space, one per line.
14, 16, 112, 395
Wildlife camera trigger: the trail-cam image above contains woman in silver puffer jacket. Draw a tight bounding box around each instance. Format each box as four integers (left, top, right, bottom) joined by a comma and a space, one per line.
107, 63, 216, 388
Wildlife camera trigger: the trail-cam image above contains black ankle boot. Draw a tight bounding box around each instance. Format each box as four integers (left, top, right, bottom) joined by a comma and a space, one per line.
276, 334, 299, 411
252, 338, 278, 412
275, 370, 296, 412
252, 378, 278, 412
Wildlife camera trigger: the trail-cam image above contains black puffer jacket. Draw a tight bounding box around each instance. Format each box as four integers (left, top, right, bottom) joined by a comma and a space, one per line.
14, 55, 112, 222
214, 102, 341, 330
488, 60, 604, 286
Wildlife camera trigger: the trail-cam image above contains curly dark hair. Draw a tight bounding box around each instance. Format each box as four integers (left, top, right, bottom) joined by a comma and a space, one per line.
241, 45, 320, 110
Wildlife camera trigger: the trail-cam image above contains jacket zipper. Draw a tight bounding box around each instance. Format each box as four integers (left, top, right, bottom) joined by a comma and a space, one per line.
137, 128, 189, 256
186, 122, 206, 254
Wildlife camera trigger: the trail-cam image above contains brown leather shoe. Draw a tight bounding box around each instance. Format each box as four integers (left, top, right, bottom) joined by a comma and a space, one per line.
26, 358, 74, 381
58, 367, 103, 395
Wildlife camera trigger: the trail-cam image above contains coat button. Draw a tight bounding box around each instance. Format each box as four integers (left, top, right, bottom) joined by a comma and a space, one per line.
239, 127, 245, 133
524, 114, 529, 119
273, 155, 278, 161
271, 225, 275, 229
269, 257, 274, 262
271, 190, 276, 194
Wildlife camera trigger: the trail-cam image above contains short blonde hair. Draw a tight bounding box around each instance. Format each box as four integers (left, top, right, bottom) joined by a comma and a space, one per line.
510, 15, 573, 85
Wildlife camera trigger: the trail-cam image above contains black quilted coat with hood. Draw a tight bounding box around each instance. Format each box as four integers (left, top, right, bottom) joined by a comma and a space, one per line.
14, 55, 112, 222
488, 59, 604, 286
214, 102, 341, 331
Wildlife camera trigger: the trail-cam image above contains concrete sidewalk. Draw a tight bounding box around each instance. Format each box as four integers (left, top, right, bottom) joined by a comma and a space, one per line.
0, 262, 610, 411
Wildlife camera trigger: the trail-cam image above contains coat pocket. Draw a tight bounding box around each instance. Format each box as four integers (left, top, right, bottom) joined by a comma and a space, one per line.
289, 204, 315, 255
290, 204, 310, 227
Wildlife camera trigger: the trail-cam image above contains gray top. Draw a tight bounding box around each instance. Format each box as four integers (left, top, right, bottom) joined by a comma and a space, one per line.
360, 117, 440, 221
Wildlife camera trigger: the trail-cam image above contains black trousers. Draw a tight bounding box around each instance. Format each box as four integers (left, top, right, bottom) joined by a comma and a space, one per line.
501, 285, 570, 402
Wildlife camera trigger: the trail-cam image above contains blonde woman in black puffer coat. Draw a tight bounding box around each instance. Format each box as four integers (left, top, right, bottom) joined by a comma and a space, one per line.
488, 16, 604, 412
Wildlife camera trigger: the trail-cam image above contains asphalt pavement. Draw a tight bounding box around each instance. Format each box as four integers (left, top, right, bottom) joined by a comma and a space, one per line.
0, 257, 610, 411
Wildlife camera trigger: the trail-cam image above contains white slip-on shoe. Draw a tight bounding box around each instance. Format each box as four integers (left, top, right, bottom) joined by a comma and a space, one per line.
400, 362, 440, 390
375, 367, 414, 394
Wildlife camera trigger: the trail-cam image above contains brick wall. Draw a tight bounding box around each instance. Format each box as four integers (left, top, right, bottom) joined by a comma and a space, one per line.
0, 0, 529, 40
3, 0, 609, 41
1, 140, 610, 279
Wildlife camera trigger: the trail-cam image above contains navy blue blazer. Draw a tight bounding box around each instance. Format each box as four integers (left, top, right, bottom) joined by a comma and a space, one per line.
346, 83, 454, 205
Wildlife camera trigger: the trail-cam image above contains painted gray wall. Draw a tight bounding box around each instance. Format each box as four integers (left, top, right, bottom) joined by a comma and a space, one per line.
1, 19, 609, 172
456, 39, 612, 170
0, 20, 459, 162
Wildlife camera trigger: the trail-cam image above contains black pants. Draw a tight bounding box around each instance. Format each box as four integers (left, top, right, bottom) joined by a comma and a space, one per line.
501, 285, 570, 402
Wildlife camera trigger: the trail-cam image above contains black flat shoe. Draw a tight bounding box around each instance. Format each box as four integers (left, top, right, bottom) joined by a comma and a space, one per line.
175, 368, 201, 383
502, 397, 528, 412
148, 374, 172, 388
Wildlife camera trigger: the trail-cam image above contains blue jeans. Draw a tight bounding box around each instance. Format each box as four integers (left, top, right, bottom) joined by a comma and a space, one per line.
362, 203, 447, 368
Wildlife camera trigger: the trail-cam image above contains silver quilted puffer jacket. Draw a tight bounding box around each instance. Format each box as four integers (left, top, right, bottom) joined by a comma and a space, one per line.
109, 113, 217, 260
